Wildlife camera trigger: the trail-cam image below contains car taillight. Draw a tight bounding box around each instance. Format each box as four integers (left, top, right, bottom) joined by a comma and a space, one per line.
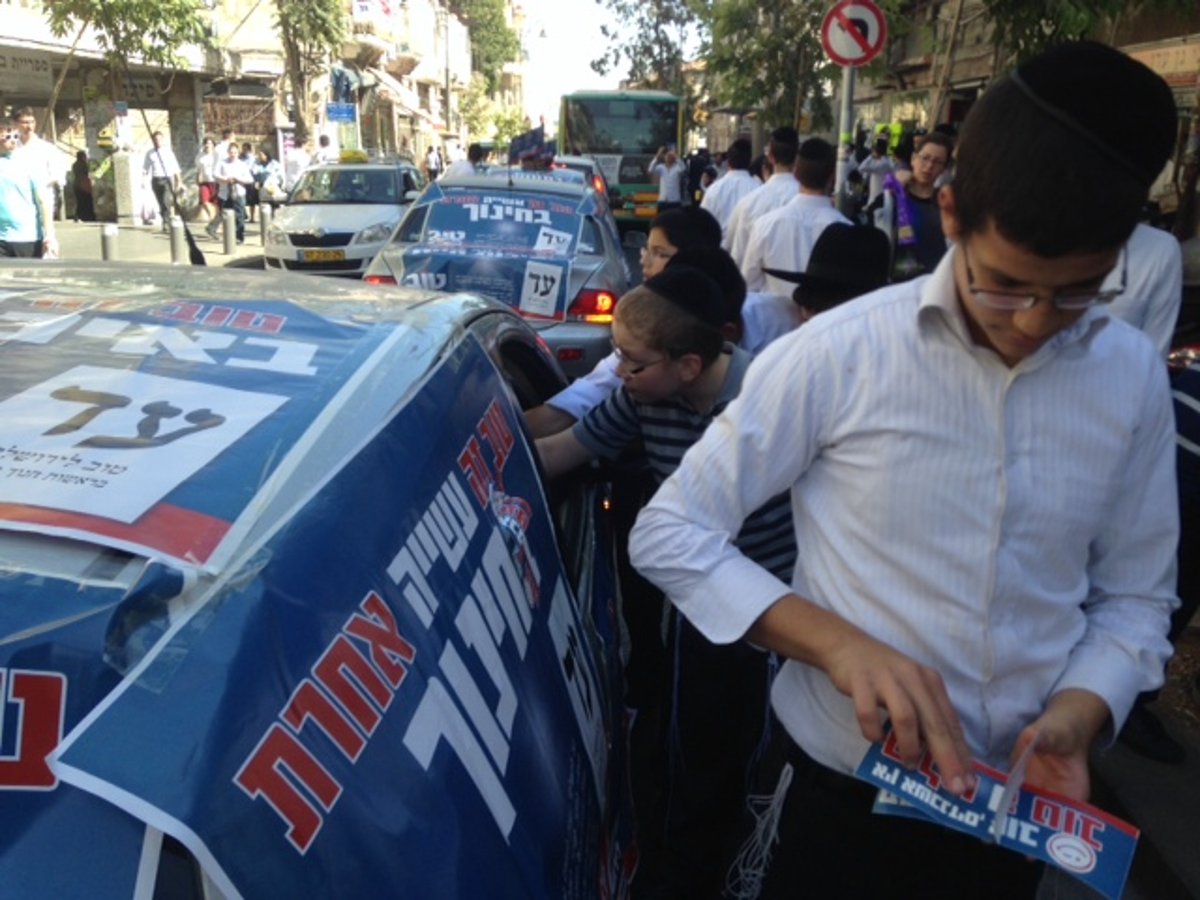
363, 273, 397, 286
592, 174, 605, 195
568, 289, 618, 324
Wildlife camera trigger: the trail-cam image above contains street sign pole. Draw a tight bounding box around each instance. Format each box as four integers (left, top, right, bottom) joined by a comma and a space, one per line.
821, 0, 888, 199
836, 66, 856, 195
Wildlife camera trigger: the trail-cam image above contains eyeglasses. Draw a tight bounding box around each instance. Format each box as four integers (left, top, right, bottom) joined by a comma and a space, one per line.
913, 153, 947, 169
640, 245, 676, 264
611, 339, 669, 376
1, 132, 18, 142
962, 243, 1126, 311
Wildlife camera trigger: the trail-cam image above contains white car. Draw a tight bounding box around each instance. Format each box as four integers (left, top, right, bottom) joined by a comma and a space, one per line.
264, 161, 424, 276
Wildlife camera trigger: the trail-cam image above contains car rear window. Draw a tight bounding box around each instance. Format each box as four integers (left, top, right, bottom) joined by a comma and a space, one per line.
419, 191, 582, 255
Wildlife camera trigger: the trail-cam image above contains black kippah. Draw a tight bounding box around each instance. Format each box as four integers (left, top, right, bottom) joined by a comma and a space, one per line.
1011, 41, 1175, 187
667, 246, 747, 316
643, 265, 728, 330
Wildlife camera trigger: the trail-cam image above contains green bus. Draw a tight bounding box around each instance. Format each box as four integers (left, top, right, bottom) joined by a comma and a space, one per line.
558, 90, 684, 227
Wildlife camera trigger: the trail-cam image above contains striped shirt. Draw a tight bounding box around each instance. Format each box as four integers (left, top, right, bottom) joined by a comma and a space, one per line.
574, 345, 796, 581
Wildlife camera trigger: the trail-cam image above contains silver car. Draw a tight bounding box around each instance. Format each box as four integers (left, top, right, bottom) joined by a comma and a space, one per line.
364, 171, 632, 379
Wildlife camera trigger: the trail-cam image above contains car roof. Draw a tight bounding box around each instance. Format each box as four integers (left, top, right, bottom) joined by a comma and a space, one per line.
0, 261, 519, 573
432, 171, 592, 197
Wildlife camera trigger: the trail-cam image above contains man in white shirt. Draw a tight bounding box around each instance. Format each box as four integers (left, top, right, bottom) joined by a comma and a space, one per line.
10, 107, 62, 222
143, 131, 182, 231
858, 135, 895, 204
630, 42, 1179, 898
314, 134, 339, 165
724, 126, 801, 266
700, 138, 759, 237
211, 141, 253, 243
443, 143, 484, 179
1105, 221, 1182, 356
649, 145, 687, 210
739, 138, 849, 295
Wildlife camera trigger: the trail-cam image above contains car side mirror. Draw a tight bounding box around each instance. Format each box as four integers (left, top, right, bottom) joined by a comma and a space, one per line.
404, 190, 420, 201
622, 230, 647, 251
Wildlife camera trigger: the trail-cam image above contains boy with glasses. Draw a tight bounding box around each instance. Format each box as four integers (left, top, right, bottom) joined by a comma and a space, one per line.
536, 264, 795, 898
630, 41, 1180, 898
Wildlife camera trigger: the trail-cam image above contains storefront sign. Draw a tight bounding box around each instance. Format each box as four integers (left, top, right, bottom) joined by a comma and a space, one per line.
0, 49, 53, 96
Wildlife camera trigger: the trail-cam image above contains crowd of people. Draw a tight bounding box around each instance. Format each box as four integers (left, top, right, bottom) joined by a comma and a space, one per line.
529, 41, 1195, 900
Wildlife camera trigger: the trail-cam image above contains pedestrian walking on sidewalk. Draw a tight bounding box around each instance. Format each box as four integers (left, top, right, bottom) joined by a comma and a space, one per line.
0, 126, 57, 258
212, 141, 252, 244
143, 131, 182, 231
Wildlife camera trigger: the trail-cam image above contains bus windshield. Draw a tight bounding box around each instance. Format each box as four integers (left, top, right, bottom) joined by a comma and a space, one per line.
561, 97, 680, 155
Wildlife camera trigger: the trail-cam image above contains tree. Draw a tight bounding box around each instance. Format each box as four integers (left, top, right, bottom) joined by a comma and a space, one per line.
977, 0, 1192, 62
492, 105, 529, 154
700, 0, 837, 132
446, 0, 521, 95
590, 0, 703, 96
45, 0, 211, 73
459, 72, 496, 142
275, 0, 347, 144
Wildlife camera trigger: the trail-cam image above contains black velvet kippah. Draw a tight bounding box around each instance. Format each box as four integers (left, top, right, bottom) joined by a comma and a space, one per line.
666, 246, 747, 317
643, 265, 728, 330
1012, 41, 1175, 186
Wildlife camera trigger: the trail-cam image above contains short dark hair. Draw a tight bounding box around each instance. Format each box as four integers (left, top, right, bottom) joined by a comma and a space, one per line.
651, 206, 721, 252
13, 107, 34, 123
953, 41, 1175, 256
319, 135, 331, 146
467, 143, 485, 162
726, 138, 753, 170
794, 138, 837, 190
769, 126, 800, 167
918, 131, 953, 158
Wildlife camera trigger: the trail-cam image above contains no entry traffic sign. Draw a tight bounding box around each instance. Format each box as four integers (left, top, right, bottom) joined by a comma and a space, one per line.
821, 0, 888, 68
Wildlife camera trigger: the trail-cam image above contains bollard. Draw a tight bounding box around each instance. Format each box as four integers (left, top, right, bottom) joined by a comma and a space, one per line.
222, 209, 236, 255
259, 204, 272, 248
101, 223, 119, 261
169, 216, 186, 264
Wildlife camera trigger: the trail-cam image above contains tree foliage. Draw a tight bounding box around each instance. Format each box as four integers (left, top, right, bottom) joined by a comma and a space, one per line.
459, 71, 495, 140
590, 0, 702, 96
45, 0, 210, 73
274, 0, 347, 144
978, 0, 1193, 62
700, 0, 837, 132
492, 105, 529, 150
446, 0, 521, 95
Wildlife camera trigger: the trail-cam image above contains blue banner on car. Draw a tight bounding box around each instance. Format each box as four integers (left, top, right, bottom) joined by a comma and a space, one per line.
53, 335, 632, 899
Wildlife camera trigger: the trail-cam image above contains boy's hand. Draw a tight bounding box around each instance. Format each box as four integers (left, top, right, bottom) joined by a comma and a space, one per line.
1011, 689, 1109, 802
750, 596, 975, 794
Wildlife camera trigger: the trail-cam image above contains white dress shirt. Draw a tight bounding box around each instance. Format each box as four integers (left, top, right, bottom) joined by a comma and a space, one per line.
724, 172, 800, 266
1104, 222, 1182, 356
630, 247, 1179, 774
214, 156, 252, 201
739, 291, 806, 355
739, 193, 850, 294
143, 145, 181, 179
651, 159, 688, 204
545, 352, 621, 420
700, 170, 761, 236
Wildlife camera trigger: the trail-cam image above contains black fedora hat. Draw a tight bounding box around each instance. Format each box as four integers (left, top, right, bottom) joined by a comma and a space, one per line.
763, 223, 891, 297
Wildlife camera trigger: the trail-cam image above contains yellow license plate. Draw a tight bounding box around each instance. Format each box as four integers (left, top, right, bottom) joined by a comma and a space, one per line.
302, 249, 346, 263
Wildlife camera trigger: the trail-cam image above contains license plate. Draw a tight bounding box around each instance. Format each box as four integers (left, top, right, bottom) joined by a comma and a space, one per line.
301, 249, 346, 263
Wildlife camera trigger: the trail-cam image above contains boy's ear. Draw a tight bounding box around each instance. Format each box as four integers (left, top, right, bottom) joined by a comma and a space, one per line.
938, 184, 961, 242
676, 353, 705, 383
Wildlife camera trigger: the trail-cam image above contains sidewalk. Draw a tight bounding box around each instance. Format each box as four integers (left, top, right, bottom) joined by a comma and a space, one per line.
53, 218, 266, 267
